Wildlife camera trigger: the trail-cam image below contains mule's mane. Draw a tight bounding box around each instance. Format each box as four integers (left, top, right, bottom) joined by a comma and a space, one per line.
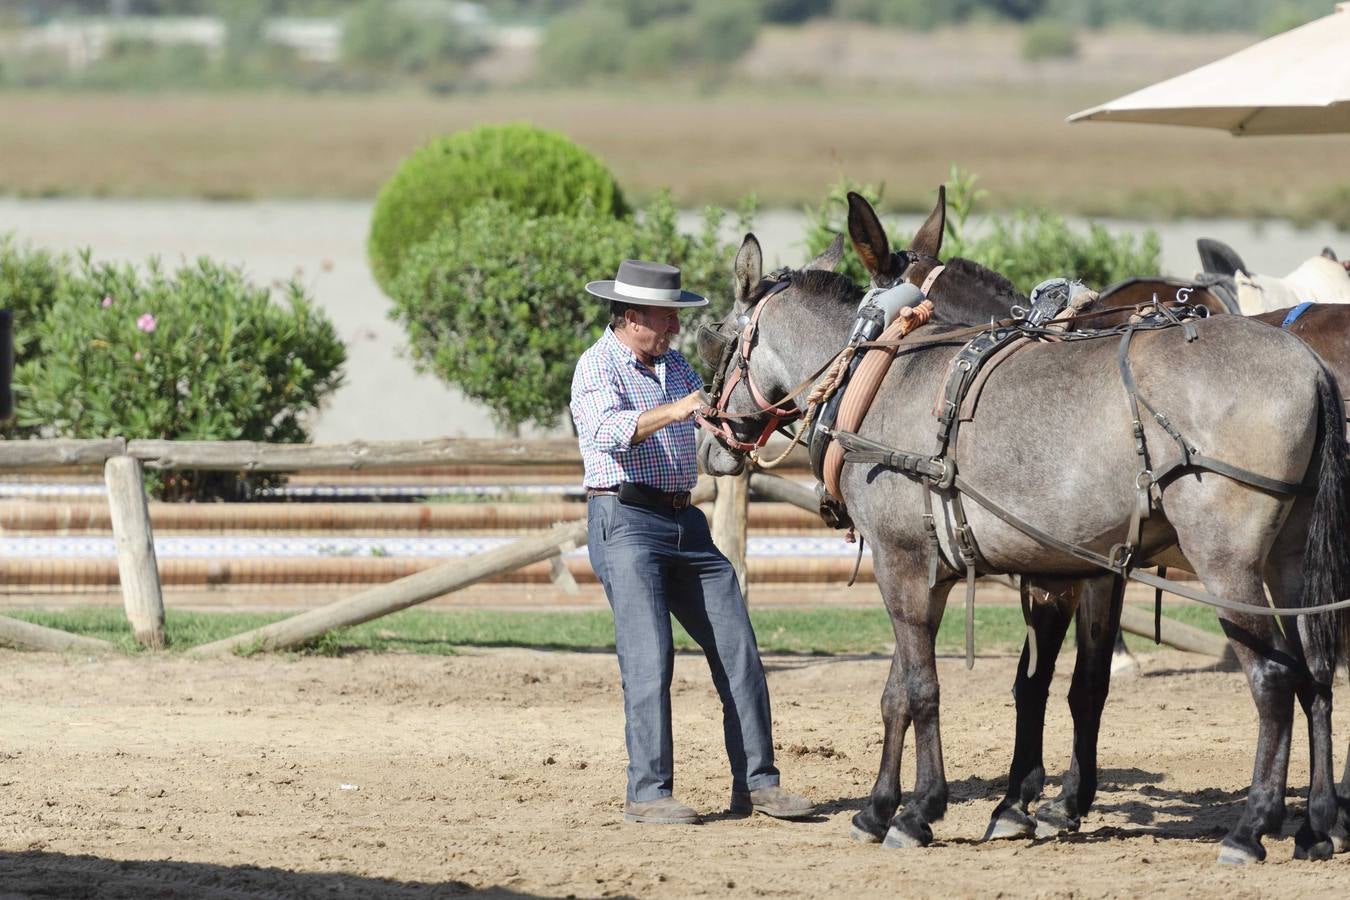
776, 268, 863, 307
929, 258, 1026, 327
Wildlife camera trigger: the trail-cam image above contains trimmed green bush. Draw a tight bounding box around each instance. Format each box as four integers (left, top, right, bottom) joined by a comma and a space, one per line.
368, 124, 628, 294
388, 192, 742, 431
14, 253, 346, 500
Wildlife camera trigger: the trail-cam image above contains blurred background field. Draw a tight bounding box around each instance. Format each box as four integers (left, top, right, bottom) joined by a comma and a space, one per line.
1, 2, 1348, 223
5, 85, 1350, 223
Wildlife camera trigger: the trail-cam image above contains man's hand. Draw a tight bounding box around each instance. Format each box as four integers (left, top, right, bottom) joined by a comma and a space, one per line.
676, 388, 708, 420
631, 388, 710, 444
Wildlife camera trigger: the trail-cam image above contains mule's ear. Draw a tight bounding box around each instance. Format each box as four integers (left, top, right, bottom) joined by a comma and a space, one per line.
1322, 246, 1339, 262
911, 185, 946, 259
846, 192, 891, 279
734, 233, 763, 307
805, 233, 845, 272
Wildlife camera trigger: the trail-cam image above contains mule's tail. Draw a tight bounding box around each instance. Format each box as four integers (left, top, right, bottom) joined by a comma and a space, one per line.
1300, 362, 1350, 681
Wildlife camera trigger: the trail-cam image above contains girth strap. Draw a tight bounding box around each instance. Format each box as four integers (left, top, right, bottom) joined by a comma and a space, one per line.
951, 475, 1350, 617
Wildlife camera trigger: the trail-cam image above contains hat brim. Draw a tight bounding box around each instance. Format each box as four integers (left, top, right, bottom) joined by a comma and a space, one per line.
585, 281, 708, 307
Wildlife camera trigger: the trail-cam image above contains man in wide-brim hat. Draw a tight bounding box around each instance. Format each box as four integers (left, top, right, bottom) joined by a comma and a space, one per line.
570, 259, 813, 825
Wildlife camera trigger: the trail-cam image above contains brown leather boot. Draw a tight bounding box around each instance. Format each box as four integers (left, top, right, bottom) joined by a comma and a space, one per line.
623, 796, 703, 825
729, 786, 815, 820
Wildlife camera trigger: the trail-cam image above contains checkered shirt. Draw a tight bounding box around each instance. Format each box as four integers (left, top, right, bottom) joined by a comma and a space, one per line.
570, 326, 702, 492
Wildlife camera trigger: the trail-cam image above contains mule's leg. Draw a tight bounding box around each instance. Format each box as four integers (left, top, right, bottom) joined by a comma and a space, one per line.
983, 577, 1076, 841
851, 646, 908, 843
1166, 485, 1301, 863
1212, 608, 1299, 864
1035, 574, 1124, 837
1265, 519, 1339, 861
1165, 477, 1299, 865
873, 554, 953, 849
1338, 751, 1350, 854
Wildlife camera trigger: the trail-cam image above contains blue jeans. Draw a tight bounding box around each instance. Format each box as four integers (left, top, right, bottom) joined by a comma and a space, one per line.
587, 494, 780, 803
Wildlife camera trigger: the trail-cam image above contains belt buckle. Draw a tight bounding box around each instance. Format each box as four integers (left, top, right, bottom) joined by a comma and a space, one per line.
672, 492, 690, 510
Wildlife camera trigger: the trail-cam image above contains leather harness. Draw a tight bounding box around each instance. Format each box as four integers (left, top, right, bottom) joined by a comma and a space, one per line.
699, 270, 1350, 669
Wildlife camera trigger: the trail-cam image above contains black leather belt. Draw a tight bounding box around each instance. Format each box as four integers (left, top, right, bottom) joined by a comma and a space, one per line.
586, 483, 692, 510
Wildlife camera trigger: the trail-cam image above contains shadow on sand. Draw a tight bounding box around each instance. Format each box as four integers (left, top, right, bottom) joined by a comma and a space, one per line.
0, 850, 633, 900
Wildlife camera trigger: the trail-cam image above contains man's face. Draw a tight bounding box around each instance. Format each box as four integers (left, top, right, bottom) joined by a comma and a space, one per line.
626, 306, 682, 359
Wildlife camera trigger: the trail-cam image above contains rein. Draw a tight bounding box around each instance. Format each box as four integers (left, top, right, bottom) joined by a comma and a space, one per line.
698, 274, 935, 466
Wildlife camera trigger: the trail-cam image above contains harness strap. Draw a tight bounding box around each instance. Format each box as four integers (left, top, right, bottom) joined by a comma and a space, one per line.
951, 475, 1350, 617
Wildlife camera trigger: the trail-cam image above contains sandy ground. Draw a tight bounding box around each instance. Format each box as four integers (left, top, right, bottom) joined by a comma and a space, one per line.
1, 646, 1348, 898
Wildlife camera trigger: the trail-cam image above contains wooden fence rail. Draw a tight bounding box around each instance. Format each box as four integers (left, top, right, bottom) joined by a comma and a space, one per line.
0, 437, 810, 472
0, 437, 1227, 661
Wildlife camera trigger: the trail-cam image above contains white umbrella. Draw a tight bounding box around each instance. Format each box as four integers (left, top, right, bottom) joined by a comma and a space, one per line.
1068, 2, 1350, 135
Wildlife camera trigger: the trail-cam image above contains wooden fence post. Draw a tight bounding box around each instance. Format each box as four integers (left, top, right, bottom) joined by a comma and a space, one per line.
104, 456, 165, 649
712, 472, 750, 602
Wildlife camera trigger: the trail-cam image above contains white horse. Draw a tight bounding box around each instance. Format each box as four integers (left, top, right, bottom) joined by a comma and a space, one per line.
1198, 238, 1350, 314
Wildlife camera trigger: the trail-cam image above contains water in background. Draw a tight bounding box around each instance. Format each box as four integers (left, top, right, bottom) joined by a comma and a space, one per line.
1, 198, 1343, 441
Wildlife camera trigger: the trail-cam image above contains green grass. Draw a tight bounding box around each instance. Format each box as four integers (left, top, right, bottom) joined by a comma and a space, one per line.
2, 604, 1225, 658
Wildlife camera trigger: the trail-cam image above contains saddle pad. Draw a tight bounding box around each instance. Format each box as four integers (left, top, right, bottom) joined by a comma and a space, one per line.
822, 313, 913, 502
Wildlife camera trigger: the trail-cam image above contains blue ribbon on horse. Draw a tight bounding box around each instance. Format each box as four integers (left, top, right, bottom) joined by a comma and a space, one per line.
1282, 301, 1315, 328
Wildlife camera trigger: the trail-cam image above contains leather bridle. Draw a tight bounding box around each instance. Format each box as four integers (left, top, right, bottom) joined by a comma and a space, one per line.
697, 276, 804, 455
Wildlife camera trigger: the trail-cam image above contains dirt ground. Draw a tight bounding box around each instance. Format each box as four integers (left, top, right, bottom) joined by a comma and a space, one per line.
1, 646, 1348, 899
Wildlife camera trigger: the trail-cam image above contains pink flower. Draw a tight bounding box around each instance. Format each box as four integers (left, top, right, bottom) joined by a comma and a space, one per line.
137, 313, 157, 333
101, 295, 113, 308
133, 351, 142, 362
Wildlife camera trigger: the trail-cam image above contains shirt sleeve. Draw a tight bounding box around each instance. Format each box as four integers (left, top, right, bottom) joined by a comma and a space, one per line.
570, 355, 639, 455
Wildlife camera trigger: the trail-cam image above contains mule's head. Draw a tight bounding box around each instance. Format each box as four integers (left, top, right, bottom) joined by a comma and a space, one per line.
846, 187, 946, 292
848, 187, 1030, 326
698, 233, 847, 477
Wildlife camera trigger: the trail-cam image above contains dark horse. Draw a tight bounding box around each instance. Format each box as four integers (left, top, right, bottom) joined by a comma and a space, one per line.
698, 197, 1350, 862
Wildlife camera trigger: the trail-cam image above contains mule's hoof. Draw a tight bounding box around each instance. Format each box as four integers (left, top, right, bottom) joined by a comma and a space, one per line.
983, 809, 1036, 841
1217, 841, 1262, 866
1331, 831, 1349, 855
850, 824, 881, 844
1033, 804, 1080, 839
1293, 839, 1335, 861
882, 825, 924, 849
850, 811, 886, 845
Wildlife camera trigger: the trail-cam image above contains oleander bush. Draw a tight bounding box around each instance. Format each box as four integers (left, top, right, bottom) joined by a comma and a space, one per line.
367, 124, 628, 293
14, 252, 346, 500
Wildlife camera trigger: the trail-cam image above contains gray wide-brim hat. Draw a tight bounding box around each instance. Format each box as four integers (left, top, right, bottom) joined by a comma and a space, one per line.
585, 259, 708, 308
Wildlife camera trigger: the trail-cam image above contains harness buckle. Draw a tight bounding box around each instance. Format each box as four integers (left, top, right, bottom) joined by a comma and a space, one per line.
1107, 543, 1135, 572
